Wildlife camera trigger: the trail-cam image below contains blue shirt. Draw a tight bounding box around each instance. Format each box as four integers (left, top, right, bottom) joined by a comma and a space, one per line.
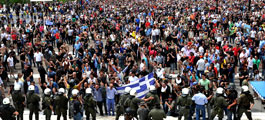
92, 87, 103, 102
48, 82, 58, 89
106, 87, 117, 99
74, 43, 81, 50
34, 85, 40, 94
47, 71, 56, 78
192, 93, 208, 105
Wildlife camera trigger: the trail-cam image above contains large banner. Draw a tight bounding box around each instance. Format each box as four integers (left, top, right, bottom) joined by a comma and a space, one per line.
116, 73, 155, 98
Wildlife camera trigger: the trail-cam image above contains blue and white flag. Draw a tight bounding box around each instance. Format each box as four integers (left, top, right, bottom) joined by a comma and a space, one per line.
117, 73, 155, 98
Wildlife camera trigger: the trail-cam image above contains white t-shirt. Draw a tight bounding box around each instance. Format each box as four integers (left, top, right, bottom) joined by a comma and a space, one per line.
34, 52, 43, 62
199, 46, 204, 55
129, 76, 138, 83
154, 29, 160, 36
156, 68, 165, 79
140, 63, 145, 71
151, 29, 156, 36
247, 58, 253, 68
196, 58, 205, 71
68, 29, 74, 36
250, 30, 256, 38
7, 57, 14, 67
239, 52, 248, 62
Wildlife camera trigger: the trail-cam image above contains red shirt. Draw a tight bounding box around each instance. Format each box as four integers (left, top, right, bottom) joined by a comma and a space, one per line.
223, 45, 229, 52
39, 26, 44, 32
214, 67, 218, 76
196, 23, 202, 30
55, 33, 60, 39
189, 56, 195, 65
232, 47, 240, 56
6, 27, 10, 33
149, 50, 157, 57
248, 38, 253, 46
145, 22, 150, 28
11, 34, 17, 40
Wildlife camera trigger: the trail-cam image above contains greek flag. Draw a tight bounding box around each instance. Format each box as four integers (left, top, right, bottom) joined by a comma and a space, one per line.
116, 73, 155, 98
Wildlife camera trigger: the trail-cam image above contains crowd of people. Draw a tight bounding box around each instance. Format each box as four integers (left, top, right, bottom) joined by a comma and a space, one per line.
0, 0, 264, 120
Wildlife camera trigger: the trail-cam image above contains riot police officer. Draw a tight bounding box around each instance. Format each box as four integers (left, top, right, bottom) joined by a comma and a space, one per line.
12, 84, 25, 120
177, 88, 192, 120
68, 79, 76, 119
124, 89, 143, 119
72, 89, 83, 120
0, 98, 19, 120
84, 88, 96, 120
144, 85, 160, 110
148, 103, 166, 120
210, 87, 228, 120
27, 85, 40, 120
237, 86, 254, 120
116, 87, 131, 120
43, 88, 53, 120
55, 88, 68, 120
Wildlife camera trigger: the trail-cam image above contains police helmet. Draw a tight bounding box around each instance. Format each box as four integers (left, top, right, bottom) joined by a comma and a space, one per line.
14, 84, 21, 91
182, 88, 189, 95
242, 86, 249, 92
28, 85, 35, 91
85, 88, 92, 94
216, 87, 224, 94
130, 89, 137, 96
44, 88, 51, 95
125, 87, 132, 94
3, 98, 10, 105
59, 88, 65, 93
72, 89, 79, 96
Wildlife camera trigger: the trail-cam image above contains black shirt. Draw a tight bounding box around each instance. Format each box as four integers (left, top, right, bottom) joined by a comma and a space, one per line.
0, 70, 8, 81
227, 90, 238, 110
20, 53, 26, 62
23, 68, 33, 80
